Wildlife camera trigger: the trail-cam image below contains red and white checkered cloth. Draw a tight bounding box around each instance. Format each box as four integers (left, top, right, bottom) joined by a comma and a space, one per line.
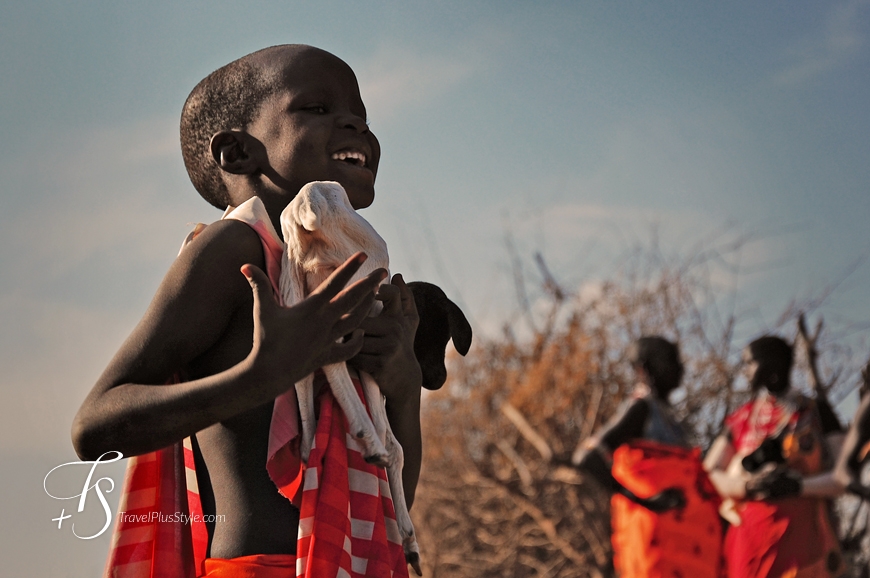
103, 436, 208, 577
295, 372, 408, 578
103, 197, 408, 578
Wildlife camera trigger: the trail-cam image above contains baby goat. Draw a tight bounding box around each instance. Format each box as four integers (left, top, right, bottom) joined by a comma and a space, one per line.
279, 181, 421, 574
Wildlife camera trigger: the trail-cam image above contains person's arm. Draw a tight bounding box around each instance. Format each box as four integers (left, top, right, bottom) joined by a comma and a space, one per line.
703, 433, 748, 500
72, 221, 383, 460
741, 416, 855, 501
573, 398, 647, 490
794, 399, 851, 498
835, 394, 870, 492
744, 464, 844, 501
795, 396, 870, 500
786, 429, 852, 499
350, 274, 423, 508
796, 472, 846, 498
573, 399, 685, 512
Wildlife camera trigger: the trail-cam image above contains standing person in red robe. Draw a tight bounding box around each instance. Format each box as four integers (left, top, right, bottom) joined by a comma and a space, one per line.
574, 336, 723, 578
704, 336, 846, 578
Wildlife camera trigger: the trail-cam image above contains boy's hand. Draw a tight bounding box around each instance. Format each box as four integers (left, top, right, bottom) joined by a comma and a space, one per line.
242, 252, 387, 390
351, 273, 424, 510
350, 273, 423, 404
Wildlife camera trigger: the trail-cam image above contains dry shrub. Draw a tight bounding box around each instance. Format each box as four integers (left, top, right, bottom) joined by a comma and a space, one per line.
412, 236, 868, 577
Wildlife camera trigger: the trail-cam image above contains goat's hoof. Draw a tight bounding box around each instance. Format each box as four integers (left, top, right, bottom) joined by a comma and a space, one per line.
405, 548, 422, 576
363, 453, 390, 468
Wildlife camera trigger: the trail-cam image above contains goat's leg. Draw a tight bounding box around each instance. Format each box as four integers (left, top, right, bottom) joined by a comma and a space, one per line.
360, 373, 389, 448
387, 428, 421, 576
295, 374, 316, 463
323, 364, 389, 466
361, 373, 422, 576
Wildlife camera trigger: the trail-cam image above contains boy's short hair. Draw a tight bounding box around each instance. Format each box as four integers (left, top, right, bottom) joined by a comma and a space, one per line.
179, 46, 285, 209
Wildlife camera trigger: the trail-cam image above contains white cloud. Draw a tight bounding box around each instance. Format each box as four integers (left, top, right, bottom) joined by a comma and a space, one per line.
773, 0, 869, 85
356, 44, 481, 125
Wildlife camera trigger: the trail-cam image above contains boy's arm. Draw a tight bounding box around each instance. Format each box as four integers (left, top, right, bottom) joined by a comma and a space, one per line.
73, 220, 383, 460
350, 274, 423, 509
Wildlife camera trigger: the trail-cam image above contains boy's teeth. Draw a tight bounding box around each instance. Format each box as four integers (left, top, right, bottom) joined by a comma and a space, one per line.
331, 151, 366, 166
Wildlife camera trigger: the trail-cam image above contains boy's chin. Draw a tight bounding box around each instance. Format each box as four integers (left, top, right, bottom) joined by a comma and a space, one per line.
344, 186, 375, 209
331, 164, 376, 209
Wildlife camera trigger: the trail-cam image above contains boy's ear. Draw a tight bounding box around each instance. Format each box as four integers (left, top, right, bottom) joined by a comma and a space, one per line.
209, 130, 264, 175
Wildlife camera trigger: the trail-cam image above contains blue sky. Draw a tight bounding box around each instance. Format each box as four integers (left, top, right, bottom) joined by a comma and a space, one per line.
2, 1, 869, 573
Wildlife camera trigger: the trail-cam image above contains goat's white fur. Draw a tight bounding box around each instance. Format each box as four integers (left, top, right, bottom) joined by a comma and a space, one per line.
279, 181, 420, 570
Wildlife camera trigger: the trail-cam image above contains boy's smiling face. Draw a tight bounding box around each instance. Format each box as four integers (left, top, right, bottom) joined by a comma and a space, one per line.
247, 47, 380, 212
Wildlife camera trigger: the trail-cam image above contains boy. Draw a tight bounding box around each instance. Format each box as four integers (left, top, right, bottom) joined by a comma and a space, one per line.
72, 45, 423, 576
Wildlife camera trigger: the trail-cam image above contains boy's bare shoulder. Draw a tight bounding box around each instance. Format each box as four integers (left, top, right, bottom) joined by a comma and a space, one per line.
103, 218, 268, 385
165, 218, 267, 300
185, 217, 266, 267
151, 217, 269, 330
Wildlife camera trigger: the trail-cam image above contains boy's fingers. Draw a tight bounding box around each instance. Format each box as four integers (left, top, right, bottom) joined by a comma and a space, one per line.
330, 295, 377, 339
392, 273, 419, 319
375, 283, 402, 316
240, 264, 277, 312
309, 253, 368, 300
331, 269, 387, 311
324, 329, 366, 365
351, 330, 389, 354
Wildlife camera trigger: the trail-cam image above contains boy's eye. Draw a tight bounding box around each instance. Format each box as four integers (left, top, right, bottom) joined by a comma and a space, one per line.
304, 104, 327, 114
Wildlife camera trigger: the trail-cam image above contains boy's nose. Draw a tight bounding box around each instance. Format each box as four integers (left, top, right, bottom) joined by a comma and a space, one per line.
336, 113, 368, 133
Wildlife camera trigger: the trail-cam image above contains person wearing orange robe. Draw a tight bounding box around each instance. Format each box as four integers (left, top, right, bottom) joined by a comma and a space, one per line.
574, 336, 723, 578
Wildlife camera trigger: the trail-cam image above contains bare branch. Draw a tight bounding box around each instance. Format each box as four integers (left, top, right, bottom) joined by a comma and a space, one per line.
798, 312, 826, 394
534, 251, 565, 303
495, 439, 534, 489
501, 402, 553, 461
580, 384, 604, 442
504, 229, 537, 334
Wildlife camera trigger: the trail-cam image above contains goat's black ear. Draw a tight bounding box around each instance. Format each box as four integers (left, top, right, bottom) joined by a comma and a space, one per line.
408, 281, 473, 390
446, 300, 472, 356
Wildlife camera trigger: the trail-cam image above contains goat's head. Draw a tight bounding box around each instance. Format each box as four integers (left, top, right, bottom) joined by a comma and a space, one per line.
280, 181, 389, 304
407, 282, 473, 390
